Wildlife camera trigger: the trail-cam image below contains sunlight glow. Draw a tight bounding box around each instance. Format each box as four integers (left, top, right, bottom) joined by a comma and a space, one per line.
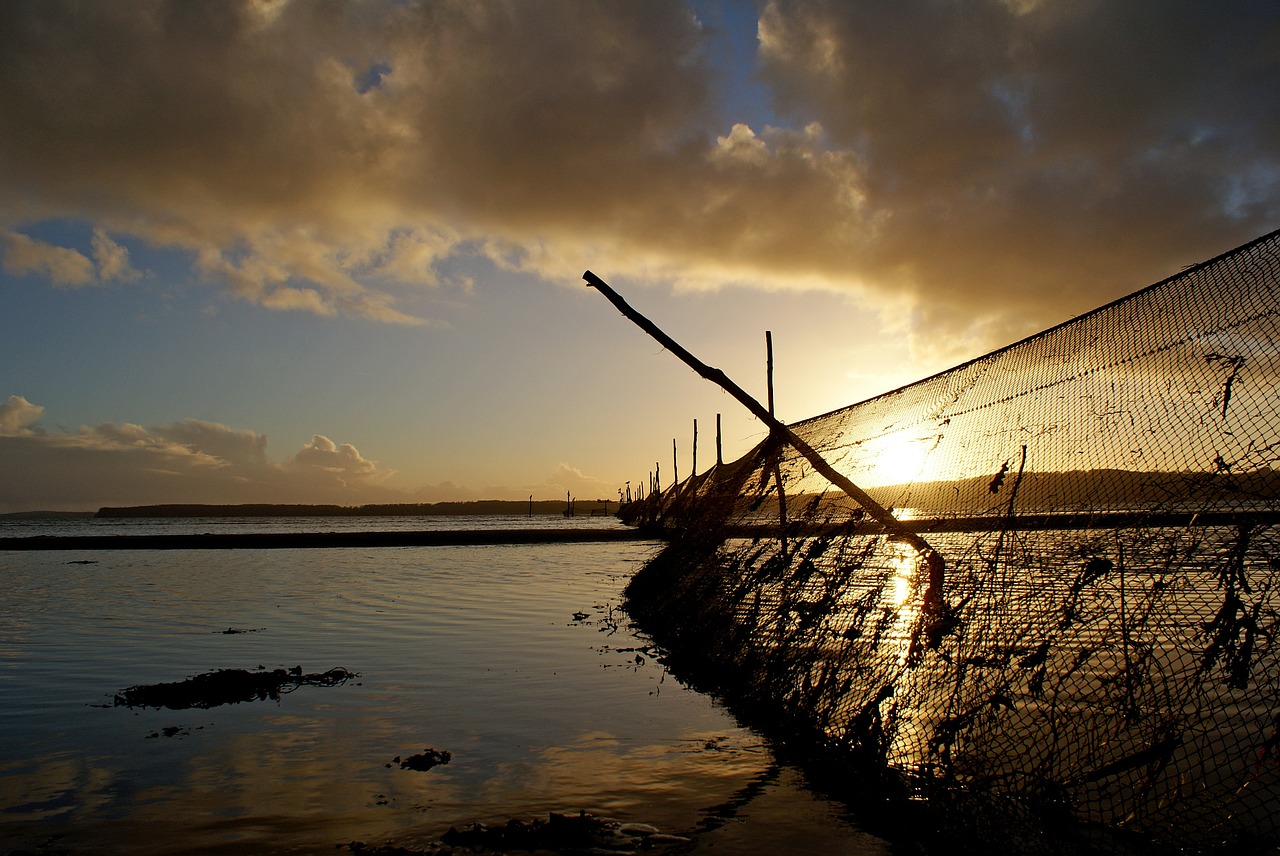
887, 540, 916, 610
866, 433, 931, 487
880, 538, 925, 669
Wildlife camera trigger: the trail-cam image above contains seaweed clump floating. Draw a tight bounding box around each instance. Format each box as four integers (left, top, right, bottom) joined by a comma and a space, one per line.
114, 665, 358, 710
346, 811, 691, 855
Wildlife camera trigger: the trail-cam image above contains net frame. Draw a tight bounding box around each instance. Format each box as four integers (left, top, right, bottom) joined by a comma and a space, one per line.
616, 228, 1280, 850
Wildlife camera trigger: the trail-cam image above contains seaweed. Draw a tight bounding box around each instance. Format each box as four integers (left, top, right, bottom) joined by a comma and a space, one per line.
113, 666, 358, 710
389, 749, 451, 771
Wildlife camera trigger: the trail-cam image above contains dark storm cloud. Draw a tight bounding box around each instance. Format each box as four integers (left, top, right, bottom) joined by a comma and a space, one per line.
758, 0, 1280, 352
0, 0, 1275, 356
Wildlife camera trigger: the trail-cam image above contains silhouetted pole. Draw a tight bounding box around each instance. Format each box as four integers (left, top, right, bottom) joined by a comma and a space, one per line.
583, 269, 944, 618
693, 418, 698, 477
716, 413, 723, 466
766, 330, 775, 417
767, 330, 788, 555
673, 438, 678, 486
528, 494, 533, 518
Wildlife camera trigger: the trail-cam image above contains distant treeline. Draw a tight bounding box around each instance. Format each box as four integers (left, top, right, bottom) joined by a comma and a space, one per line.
94, 500, 615, 519
631, 467, 1280, 521
877, 467, 1280, 513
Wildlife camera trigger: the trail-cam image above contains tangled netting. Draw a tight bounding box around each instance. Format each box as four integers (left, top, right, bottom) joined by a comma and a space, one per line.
622, 229, 1280, 850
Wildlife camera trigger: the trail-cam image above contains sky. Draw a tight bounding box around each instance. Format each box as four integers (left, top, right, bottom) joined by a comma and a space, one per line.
1, 0, 1278, 513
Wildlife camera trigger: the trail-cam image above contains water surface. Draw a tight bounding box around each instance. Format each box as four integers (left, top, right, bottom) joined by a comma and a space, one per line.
0, 517, 890, 854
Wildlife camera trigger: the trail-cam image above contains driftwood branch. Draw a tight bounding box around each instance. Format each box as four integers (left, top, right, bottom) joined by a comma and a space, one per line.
582, 269, 945, 613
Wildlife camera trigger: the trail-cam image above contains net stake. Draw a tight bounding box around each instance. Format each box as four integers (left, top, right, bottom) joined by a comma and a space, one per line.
583, 270, 945, 615
716, 413, 723, 466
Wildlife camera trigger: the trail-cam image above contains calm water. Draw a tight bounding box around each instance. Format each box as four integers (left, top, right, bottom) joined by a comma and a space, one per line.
0, 516, 891, 855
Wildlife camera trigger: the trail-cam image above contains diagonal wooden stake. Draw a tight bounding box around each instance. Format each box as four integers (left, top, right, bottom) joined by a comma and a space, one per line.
583, 269, 945, 613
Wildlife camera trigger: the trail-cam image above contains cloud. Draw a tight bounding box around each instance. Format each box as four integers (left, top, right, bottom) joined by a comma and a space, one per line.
0, 1, 1276, 355
756, 0, 1280, 357
154, 419, 268, 469
2, 228, 144, 287
407, 463, 618, 505
0, 394, 43, 435
1, 230, 95, 287
0, 398, 400, 511
91, 229, 142, 282
289, 434, 391, 484
535, 463, 617, 501
0, 396, 622, 512
411, 480, 485, 503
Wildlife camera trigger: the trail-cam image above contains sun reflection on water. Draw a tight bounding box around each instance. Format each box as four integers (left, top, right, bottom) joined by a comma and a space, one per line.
887, 540, 917, 610
882, 539, 924, 670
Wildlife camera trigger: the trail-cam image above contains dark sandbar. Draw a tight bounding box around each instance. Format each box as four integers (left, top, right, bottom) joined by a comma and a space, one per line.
0, 528, 655, 551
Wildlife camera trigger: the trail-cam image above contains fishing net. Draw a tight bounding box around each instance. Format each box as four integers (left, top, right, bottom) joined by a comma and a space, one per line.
621, 229, 1280, 850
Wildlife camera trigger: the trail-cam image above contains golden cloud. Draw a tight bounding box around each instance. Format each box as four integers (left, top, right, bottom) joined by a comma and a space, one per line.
0, 0, 1275, 358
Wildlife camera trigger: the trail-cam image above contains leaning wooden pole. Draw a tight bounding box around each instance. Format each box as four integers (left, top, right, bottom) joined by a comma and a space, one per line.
583, 270, 945, 615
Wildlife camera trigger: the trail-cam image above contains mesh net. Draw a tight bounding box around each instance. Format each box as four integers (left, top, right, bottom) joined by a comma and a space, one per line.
622, 229, 1280, 849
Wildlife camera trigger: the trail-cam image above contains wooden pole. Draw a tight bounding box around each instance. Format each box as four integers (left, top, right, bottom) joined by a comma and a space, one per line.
766, 330, 775, 417
716, 413, 723, 466
673, 438, 678, 486
767, 331, 788, 555
583, 269, 944, 614
693, 418, 698, 477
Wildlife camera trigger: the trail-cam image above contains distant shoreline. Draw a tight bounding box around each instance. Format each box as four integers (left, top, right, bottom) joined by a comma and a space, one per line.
0, 528, 652, 551
1, 500, 617, 520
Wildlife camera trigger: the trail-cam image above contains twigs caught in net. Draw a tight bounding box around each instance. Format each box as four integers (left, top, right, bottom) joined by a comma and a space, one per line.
607, 228, 1280, 850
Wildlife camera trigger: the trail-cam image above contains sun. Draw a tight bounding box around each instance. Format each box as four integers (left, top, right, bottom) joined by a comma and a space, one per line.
866, 434, 930, 487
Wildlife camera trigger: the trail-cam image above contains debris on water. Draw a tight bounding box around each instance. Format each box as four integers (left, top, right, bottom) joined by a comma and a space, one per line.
66, 559, 97, 565
113, 666, 358, 710
388, 749, 451, 771
346, 843, 422, 855
571, 610, 589, 622
346, 811, 691, 854
214, 627, 265, 634
439, 811, 692, 853
988, 461, 1010, 494
595, 642, 664, 672
146, 725, 204, 739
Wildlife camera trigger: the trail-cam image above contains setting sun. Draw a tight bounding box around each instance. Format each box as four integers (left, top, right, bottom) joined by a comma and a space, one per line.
866, 434, 932, 487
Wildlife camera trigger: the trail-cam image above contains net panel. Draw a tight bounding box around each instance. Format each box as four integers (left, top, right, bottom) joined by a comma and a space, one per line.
623, 229, 1280, 849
